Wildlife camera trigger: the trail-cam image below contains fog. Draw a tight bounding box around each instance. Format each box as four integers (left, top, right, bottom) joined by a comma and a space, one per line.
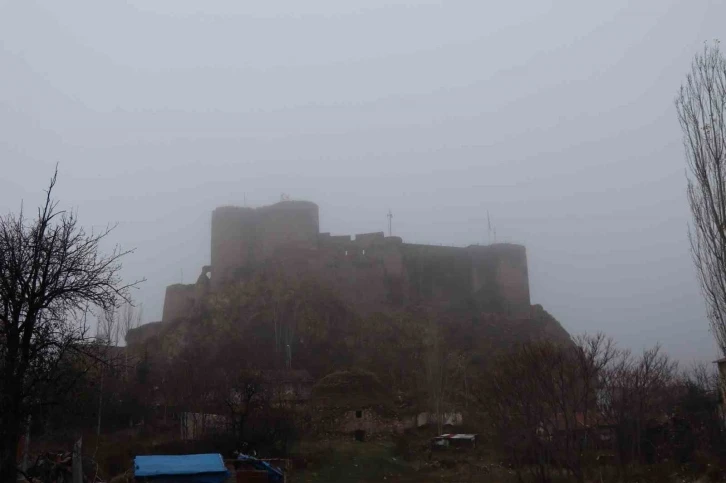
1, 0, 722, 362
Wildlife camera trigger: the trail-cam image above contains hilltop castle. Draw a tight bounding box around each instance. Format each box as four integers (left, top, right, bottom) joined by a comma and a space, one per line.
160, 200, 532, 324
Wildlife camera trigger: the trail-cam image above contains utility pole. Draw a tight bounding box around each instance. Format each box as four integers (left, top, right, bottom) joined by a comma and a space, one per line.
97, 367, 104, 437
387, 210, 393, 237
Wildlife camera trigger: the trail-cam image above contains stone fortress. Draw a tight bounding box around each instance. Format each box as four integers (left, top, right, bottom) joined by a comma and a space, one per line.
160, 200, 532, 324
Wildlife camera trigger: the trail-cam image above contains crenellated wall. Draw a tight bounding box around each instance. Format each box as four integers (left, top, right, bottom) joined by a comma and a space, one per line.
161, 200, 531, 322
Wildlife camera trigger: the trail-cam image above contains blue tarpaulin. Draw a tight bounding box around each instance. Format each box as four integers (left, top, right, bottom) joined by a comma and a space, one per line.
134, 454, 229, 483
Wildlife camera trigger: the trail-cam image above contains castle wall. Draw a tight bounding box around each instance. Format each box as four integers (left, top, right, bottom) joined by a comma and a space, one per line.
353, 232, 385, 248
256, 201, 319, 259
162, 283, 197, 322
211, 201, 319, 288
469, 244, 531, 314
126, 320, 165, 346
492, 244, 530, 314
169, 200, 531, 319
400, 244, 472, 308
211, 206, 255, 288
310, 233, 406, 312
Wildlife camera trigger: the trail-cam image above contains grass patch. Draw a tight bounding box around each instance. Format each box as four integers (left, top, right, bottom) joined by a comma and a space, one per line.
289, 440, 412, 483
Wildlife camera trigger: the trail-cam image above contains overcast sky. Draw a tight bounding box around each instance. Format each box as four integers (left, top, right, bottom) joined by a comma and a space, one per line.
1, 0, 723, 362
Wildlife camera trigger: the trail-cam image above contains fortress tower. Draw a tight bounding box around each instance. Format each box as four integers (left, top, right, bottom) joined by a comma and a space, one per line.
211, 201, 319, 288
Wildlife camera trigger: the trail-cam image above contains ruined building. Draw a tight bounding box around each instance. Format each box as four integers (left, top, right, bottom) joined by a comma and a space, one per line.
159, 200, 532, 325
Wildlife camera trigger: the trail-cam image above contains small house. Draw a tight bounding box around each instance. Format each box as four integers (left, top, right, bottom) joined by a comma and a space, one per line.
310, 369, 400, 441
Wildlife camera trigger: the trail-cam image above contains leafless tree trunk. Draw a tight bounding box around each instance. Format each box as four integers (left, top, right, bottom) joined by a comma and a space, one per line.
221, 370, 262, 444
676, 41, 726, 354
481, 342, 555, 483
98, 306, 120, 346
0, 168, 142, 481
96, 301, 137, 436
121, 301, 141, 380
598, 344, 677, 475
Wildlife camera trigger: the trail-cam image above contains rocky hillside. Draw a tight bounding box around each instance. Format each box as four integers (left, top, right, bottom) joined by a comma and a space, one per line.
127, 271, 571, 408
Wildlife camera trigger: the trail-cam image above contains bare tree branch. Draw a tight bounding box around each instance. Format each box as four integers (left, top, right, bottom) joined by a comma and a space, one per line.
676, 40, 726, 355
0, 167, 144, 481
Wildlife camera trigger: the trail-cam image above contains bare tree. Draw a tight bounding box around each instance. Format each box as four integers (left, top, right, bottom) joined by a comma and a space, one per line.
98, 299, 141, 347
481, 335, 618, 483
481, 341, 558, 483
95, 308, 118, 438
423, 319, 459, 435
672, 362, 725, 460
94, 300, 142, 436
98, 306, 120, 347
598, 344, 678, 474
0, 169, 142, 481
121, 300, 142, 345
218, 368, 263, 444
676, 41, 726, 354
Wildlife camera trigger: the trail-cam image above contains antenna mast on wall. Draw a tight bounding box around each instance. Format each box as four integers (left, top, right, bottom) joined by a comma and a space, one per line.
387, 209, 393, 236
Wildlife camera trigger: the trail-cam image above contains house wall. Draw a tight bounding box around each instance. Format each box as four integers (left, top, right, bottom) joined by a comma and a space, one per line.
325, 409, 403, 436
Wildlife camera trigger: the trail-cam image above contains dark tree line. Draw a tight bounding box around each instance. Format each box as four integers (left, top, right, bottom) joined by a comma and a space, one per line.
0, 169, 141, 481
480, 335, 723, 483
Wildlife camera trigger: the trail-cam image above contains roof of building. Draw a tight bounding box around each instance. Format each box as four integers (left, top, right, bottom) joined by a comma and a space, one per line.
433, 434, 477, 441
134, 453, 228, 478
